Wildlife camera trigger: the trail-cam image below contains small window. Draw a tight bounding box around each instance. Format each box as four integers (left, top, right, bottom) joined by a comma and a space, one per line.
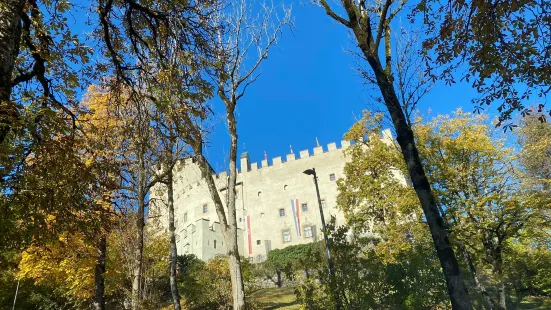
203, 204, 208, 213
283, 231, 291, 243
261, 212, 265, 218
214, 240, 217, 249
184, 212, 188, 222
301, 203, 308, 212
279, 208, 285, 217
256, 240, 261, 245
284, 185, 288, 191
329, 173, 336, 181
239, 217, 242, 222
321, 199, 326, 208
304, 226, 313, 238
258, 191, 262, 197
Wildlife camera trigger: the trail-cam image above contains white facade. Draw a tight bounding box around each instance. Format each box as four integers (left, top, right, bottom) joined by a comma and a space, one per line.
152, 130, 394, 262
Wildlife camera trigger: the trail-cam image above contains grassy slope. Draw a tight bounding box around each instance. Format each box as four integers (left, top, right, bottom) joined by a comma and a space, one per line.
250, 287, 300, 310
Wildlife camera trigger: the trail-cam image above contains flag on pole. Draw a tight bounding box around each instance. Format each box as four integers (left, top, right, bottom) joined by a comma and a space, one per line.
291, 199, 301, 237
290, 145, 294, 154
264, 151, 268, 160
316, 137, 320, 147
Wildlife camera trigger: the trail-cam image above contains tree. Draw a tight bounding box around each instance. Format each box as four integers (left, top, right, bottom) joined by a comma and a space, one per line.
93, 1, 218, 306
177, 254, 254, 310
295, 219, 449, 309
415, 0, 551, 126
265, 242, 323, 287
16, 219, 170, 309
316, 1, 472, 308
517, 114, 551, 190
0, 0, 88, 146
415, 110, 551, 309
157, 1, 292, 308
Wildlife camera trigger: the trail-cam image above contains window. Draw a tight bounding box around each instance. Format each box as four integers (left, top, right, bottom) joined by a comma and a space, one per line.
304, 226, 313, 238
261, 212, 265, 218
214, 240, 217, 249
283, 231, 291, 242
279, 208, 285, 217
258, 191, 262, 197
301, 203, 308, 212
284, 185, 288, 191
239, 217, 242, 222
256, 240, 261, 245
184, 212, 188, 222
203, 204, 208, 213
321, 199, 326, 208
329, 173, 336, 181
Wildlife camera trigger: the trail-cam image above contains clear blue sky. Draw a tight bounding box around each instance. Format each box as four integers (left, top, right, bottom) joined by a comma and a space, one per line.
203, 4, 486, 172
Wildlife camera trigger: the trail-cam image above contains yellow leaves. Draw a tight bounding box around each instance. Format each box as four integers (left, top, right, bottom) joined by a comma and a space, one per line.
18, 233, 97, 300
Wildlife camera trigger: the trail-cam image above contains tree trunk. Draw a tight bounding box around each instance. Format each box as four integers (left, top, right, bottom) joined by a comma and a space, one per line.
194, 146, 246, 310
363, 52, 472, 309
225, 105, 246, 309
131, 153, 146, 310
93, 236, 107, 310
493, 250, 507, 310
456, 241, 493, 309
0, 0, 25, 144
167, 169, 182, 310
276, 269, 282, 287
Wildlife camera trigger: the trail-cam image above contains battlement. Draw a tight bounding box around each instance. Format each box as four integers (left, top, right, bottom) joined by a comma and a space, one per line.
177, 129, 392, 177
237, 129, 392, 174
239, 139, 352, 174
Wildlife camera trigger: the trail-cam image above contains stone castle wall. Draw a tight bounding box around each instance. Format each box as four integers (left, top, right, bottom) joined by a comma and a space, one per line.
152, 129, 394, 262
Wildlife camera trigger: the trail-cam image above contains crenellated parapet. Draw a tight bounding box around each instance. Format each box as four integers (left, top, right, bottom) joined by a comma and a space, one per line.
176, 129, 392, 178
238, 139, 354, 174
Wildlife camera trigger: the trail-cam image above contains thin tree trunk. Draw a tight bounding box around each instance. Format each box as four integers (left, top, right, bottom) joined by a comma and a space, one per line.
493, 250, 507, 310
0, 0, 25, 144
93, 236, 107, 310
457, 241, 493, 310
365, 53, 472, 309
194, 147, 246, 310
167, 169, 182, 310
132, 152, 146, 310
225, 104, 246, 309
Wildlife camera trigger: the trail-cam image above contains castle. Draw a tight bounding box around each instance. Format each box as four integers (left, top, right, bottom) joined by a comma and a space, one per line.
152, 130, 393, 262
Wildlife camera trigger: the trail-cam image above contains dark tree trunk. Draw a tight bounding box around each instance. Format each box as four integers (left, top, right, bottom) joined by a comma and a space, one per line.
364, 52, 473, 310
493, 249, 507, 310
0, 0, 25, 144
167, 170, 182, 310
276, 269, 282, 288
93, 236, 107, 310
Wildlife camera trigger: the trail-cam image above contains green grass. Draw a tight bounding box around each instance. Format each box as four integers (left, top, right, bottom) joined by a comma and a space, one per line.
519, 296, 551, 310
250, 287, 301, 310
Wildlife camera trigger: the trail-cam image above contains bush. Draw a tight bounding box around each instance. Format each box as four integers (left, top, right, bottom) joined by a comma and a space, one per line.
295, 219, 449, 310
178, 254, 257, 309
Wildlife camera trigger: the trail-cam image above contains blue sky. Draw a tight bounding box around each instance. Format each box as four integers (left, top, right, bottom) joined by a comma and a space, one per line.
203, 4, 485, 171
